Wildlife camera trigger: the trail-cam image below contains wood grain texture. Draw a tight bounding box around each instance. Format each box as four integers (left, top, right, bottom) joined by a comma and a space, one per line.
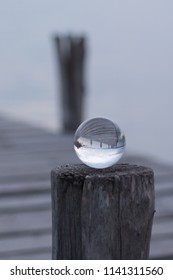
51, 164, 155, 259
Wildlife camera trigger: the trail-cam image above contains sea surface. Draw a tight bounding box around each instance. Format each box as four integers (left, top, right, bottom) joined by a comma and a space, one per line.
0, 0, 173, 165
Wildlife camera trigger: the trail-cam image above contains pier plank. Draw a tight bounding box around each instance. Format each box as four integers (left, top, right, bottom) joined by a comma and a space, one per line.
0, 210, 51, 233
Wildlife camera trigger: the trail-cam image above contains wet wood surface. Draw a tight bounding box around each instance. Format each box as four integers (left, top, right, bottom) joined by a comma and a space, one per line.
0, 115, 173, 259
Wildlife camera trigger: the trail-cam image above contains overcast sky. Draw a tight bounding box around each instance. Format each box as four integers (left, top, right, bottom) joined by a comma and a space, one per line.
0, 0, 173, 164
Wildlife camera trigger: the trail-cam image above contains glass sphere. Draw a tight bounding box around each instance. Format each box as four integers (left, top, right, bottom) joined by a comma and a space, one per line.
74, 117, 126, 168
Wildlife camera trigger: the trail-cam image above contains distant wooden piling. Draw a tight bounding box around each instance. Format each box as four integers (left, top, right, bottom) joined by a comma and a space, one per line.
54, 35, 86, 133
51, 164, 155, 260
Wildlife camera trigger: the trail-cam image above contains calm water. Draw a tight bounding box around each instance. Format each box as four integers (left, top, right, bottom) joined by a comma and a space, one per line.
0, 0, 173, 165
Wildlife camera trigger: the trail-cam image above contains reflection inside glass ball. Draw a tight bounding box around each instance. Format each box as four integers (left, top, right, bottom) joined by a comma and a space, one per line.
74, 117, 126, 168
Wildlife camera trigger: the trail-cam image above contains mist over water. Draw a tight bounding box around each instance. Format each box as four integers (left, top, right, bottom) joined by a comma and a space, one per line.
0, 0, 173, 165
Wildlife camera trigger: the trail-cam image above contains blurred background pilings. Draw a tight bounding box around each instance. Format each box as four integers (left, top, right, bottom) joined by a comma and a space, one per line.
54, 35, 86, 133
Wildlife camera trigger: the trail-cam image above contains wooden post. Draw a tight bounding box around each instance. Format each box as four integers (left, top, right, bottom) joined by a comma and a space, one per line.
54, 35, 86, 133
51, 164, 155, 260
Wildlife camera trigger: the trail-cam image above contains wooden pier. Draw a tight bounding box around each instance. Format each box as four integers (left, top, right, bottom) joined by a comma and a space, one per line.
0, 115, 173, 259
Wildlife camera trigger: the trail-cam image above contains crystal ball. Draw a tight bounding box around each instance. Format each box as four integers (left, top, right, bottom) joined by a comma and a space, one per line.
74, 117, 126, 168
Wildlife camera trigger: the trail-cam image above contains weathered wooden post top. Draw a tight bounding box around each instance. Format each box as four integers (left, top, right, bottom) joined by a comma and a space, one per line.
51, 163, 155, 260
